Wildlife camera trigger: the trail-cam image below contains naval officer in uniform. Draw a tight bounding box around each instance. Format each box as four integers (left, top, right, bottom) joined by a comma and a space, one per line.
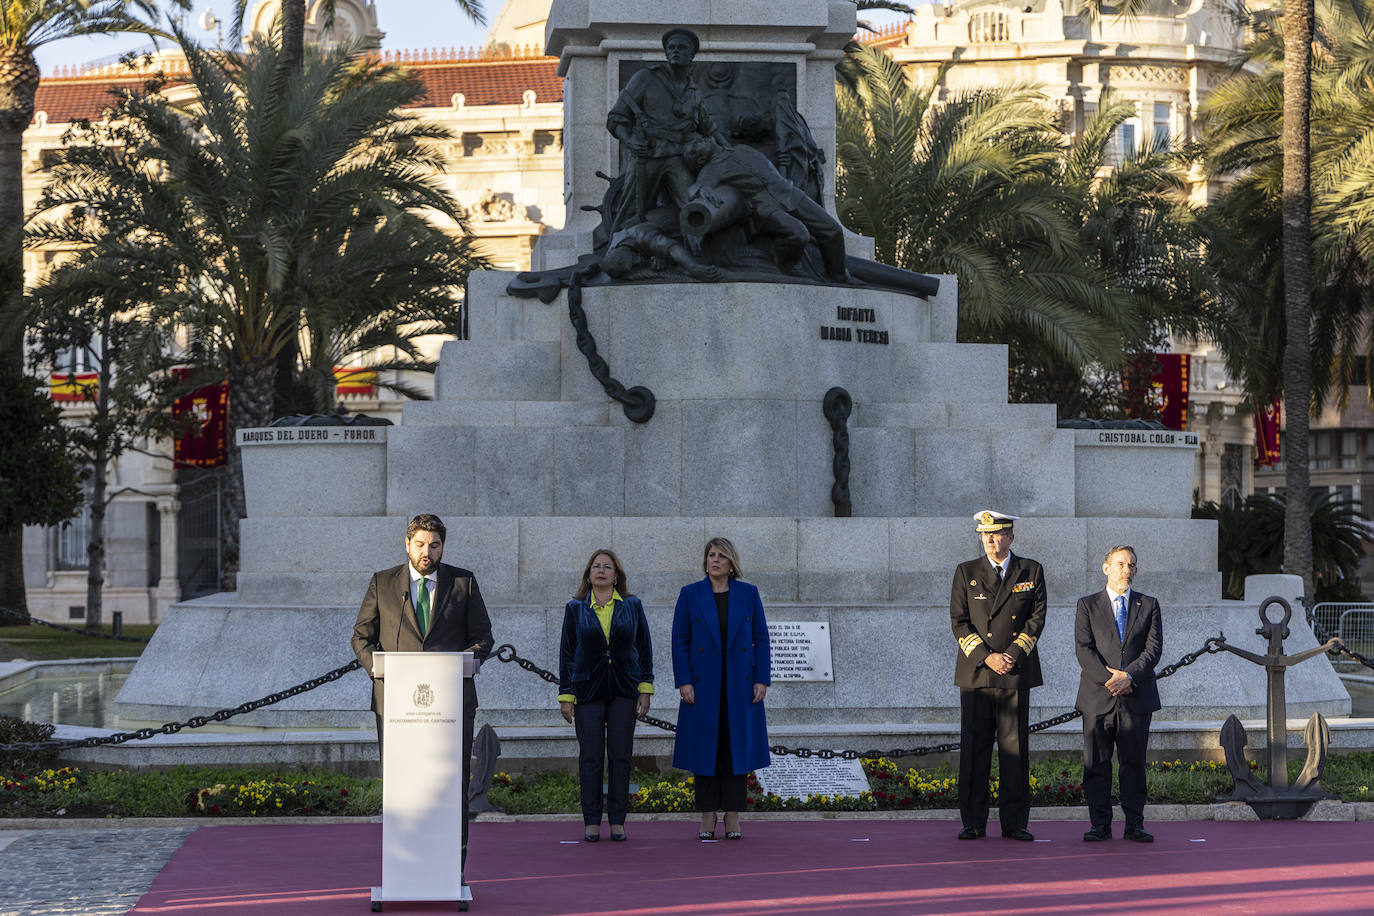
949, 510, 1047, 841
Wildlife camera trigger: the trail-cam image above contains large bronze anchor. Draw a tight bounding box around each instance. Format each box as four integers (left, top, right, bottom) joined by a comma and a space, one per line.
1214, 596, 1341, 819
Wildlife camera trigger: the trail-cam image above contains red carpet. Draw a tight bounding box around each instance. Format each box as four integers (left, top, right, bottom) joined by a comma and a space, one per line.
130, 818, 1374, 915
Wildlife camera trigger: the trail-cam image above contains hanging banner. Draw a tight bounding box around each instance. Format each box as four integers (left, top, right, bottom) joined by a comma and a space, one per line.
1123, 353, 1190, 430
1255, 399, 1281, 466
50, 372, 98, 402
334, 366, 378, 397
172, 370, 229, 468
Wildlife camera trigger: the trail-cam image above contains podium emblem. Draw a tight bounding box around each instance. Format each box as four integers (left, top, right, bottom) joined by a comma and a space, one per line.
412, 683, 435, 708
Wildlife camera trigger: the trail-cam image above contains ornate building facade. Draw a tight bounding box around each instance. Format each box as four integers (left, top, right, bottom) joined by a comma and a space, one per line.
24, 0, 1331, 621
20, 1, 563, 622
869, 0, 1259, 507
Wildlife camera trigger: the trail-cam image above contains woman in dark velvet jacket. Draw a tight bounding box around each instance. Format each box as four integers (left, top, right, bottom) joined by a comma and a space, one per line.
558, 549, 654, 842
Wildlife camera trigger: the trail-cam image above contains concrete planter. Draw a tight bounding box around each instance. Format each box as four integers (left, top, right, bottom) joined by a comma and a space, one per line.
1073, 428, 1200, 519
237, 427, 388, 518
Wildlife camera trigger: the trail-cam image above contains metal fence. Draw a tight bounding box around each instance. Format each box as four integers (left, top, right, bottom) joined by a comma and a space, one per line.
176, 472, 223, 598
1311, 602, 1374, 672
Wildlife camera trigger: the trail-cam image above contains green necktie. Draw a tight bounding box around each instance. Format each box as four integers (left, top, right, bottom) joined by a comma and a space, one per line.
416, 578, 431, 635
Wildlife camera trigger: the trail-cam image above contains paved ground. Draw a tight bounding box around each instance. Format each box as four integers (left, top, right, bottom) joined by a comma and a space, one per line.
0, 826, 193, 916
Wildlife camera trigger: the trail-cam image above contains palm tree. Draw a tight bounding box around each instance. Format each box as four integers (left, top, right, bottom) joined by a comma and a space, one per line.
1193, 491, 1370, 601
835, 45, 1141, 395
27, 31, 487, 585
226, 1, 487, 418
1199, 0, 1374, 598
0, 0, 183, 614
1282, 0, 1318, 608
1010, 97, 1211, 417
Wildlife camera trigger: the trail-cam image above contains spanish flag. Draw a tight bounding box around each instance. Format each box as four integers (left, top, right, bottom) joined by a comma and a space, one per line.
333, 366, 378, 397
50, 372, 99, 402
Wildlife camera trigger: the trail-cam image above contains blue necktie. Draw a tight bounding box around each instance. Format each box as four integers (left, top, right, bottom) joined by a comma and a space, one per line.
1113, 594, 1127, 641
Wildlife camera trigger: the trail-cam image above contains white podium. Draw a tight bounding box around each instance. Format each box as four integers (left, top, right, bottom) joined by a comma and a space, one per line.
370, 651, 475, 911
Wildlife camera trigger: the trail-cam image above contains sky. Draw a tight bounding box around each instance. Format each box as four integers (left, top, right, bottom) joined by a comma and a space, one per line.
36, 2, 497, 73
35, 2, 915, 74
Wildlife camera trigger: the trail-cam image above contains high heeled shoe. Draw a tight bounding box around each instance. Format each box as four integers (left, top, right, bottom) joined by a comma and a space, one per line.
698, 816, 717, 840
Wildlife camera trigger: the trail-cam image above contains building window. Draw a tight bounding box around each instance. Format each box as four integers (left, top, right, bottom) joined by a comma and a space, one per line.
1338, 431, 1357, 469
969, 10, 1009, 43
1221, 443, 1244, 509
1152, 101, 1171, 150
1111, 120, 1138, 166
1334, 484, 1355, 504
1311, 431, 1331, 470
54, 505, 90, 570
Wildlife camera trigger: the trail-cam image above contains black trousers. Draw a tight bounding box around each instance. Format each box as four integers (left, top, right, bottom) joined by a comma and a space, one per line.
958, 687, 1030, 832
1083, 705, 1152, 829
376, 702, 477, 866
574, 694, 638, 827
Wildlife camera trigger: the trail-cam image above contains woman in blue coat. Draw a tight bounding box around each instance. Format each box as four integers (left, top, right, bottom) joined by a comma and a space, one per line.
672, 536, 771, 840
558, 549, 654, 842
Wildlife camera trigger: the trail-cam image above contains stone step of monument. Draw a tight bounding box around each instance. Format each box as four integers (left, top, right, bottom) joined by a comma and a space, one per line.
433, 339, 562, 402
116, 594, 1349, 740
71, 717, 1374, 771
238, 515, 1221, 606
400, 400, 613, 428
854, 401, 1058, 430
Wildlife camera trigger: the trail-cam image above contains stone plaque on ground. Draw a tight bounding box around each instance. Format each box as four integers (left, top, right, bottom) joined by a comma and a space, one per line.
756, 754, 870, 801
768, 621, 833, 681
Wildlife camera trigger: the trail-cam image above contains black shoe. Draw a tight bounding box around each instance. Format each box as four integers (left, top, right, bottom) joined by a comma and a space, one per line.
583, 831, 600, 843
610, 827, 627, 842
957, 826, 985, 840
1083, 825, 1111, 842
1001, 828, 1035, 841
1124, 826, 1154, 843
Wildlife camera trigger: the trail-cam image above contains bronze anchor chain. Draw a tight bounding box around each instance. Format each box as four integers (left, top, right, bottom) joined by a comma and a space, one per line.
493, 637, 1226, 760
1307, 612, 1374, 672
0, 659, 362, 753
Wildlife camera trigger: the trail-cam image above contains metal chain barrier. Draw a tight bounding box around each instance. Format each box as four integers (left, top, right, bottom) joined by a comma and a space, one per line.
493, 636, 1227, 759
1305, 602, 1374, 672
0, 659, 362, 753
0, 605, 151, 643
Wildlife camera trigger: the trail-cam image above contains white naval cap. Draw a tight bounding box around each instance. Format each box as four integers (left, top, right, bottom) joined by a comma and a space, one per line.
973, 510, 1019, 533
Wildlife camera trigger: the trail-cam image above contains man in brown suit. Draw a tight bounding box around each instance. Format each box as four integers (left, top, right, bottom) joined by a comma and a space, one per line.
351, 513, 494, 868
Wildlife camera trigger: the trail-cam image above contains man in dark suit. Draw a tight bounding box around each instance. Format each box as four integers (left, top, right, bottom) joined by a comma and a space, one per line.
1075, 544, 1163, 843
350, 513, 494, 866
949, 510, 1047, 841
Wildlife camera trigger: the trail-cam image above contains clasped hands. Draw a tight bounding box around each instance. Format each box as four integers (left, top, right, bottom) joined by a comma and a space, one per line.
1104, 667, 1134, 696
985, 652, 1017, 675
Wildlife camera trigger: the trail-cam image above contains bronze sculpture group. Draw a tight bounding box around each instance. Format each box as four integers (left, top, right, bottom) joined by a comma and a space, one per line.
509, 27, 937, 300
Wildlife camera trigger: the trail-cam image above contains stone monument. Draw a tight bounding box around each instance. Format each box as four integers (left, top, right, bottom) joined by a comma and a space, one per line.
114, 0, 1350, 761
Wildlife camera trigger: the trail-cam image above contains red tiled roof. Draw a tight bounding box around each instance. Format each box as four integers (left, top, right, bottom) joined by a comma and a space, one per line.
32, 77, 155, 125
32, 56, 562, 126
404, 57, 562, 109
